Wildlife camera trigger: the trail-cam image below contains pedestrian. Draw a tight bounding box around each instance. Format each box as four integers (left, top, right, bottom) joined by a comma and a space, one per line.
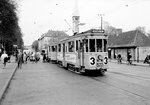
7, 52, 11, 63
23, 52, 27, 64
144, 55, 150, 65
0, 51, 8, 69
127, 51, 132, 64
43, 53, 46, 62
15, 50, 18, 62
17, 51, 23, 69
117, 54, 122, 64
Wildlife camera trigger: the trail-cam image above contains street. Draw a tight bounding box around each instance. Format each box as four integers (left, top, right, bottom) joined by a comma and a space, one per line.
1, 61, 150, 105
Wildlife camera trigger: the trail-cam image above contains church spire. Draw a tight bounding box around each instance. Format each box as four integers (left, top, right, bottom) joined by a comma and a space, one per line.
72, 0, 79, 16
72, 0, 80, 35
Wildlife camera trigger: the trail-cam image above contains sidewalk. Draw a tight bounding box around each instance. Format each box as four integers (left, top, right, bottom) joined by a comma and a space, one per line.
109, 59, 150, 67
0, 56, 17, 103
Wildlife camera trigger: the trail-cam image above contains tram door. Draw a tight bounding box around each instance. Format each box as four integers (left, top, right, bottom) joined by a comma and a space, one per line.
63, 43, 65, 66
79, 40, 84, 67
76, 40, 81, 67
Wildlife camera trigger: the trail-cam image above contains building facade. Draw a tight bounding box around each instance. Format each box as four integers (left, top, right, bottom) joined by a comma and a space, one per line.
38, 30, 69, 53
108, 30, 150, 62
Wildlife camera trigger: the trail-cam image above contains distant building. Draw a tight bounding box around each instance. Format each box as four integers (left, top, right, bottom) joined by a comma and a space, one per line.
108, 30, 150, 62
38, 30, 69, 52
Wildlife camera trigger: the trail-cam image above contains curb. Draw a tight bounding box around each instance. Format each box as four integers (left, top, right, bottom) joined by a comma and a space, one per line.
0, 63, 18, 104
109, 60, 149, 67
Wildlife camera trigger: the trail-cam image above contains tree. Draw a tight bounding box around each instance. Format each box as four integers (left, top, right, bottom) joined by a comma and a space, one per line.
0, 0, 23, 53
103, 21, 118, 36
32, 40, 39, 52
135, 26, 146, 34
147, 30, 150, 39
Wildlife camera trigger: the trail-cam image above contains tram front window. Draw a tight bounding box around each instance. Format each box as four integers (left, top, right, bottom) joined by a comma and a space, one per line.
104, 39, 107, 52
84, 39, 88, 52
96, 39, 102, 52
89, 39, 95, 52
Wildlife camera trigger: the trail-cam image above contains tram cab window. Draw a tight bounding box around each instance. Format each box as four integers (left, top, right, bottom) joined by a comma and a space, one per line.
58, 44, 61, 52
89, 39, 95, 52
96, 39, 102, 52
104, 39, 107, 52
85, 39, 88, 52
68, 41, 74, 52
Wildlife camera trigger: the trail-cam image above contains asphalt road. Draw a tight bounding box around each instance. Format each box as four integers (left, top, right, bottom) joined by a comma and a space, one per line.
1, 61, 150, 105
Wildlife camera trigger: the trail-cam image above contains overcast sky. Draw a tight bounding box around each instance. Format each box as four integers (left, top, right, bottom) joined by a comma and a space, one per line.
18, 0, 150, 46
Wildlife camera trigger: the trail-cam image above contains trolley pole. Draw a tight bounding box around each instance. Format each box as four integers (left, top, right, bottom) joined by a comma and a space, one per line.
98, 14, 104, 30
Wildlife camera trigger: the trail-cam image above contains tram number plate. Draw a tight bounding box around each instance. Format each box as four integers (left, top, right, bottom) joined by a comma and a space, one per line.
97, 63, 103, 67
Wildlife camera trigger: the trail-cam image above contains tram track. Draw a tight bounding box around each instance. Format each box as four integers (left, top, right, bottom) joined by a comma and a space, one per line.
89, 76, 150, 101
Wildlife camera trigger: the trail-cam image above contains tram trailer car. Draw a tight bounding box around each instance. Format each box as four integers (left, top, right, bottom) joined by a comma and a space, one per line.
48, 29, 108, 75
48, 43, 57, 62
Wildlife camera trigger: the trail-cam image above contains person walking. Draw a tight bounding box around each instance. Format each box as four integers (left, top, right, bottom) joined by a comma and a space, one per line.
1, 51, 8, 69
43, 52, 46, 63
23, 52, 27, 64
17, 51, 23, 69
127, 51, 132, 65
117, 54, 122, 64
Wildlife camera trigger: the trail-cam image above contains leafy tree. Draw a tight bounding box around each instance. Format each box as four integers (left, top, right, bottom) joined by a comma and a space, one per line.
135, 26, 146, 34
147, 30, 150, 39
32, 40, 39, 52
0, 0, 23, 53
103, 21, 118, 36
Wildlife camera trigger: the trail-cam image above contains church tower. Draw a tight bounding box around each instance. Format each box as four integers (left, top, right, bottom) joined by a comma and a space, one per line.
72, 0, 80, 35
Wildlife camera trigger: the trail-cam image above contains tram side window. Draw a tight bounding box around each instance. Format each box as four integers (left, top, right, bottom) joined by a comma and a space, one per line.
58, 44, 61, 52
104, 39, 107, 52
49, 46, 50, 52
68, 41, 74, 52
55, 45, 57, 52
97, 39, 102, 52
89, 39, 95, 52
76, 40, 78, 51
52, 46, 55, 52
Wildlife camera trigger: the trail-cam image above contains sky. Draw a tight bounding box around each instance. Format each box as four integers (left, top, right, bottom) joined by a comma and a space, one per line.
18, 0, 150, 46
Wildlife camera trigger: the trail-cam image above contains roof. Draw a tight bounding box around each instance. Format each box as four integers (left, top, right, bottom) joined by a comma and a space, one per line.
39, 30, 69, 40
108, 30, 150, 48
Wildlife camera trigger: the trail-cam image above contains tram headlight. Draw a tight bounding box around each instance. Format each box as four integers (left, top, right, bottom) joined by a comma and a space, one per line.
97, 55, 103, 61
104, 57, 108, 64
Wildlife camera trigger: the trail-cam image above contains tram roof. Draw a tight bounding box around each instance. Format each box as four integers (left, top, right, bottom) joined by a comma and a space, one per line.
48, 29, 107, 45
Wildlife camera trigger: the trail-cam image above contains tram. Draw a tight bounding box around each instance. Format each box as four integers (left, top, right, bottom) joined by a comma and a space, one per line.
47, 29, 108, 75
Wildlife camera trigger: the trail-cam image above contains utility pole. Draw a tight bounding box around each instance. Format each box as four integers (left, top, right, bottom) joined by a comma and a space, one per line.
98, 14, 104, 30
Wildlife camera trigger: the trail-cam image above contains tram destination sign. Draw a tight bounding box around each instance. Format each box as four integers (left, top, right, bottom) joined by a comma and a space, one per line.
90, 29, 105, 33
